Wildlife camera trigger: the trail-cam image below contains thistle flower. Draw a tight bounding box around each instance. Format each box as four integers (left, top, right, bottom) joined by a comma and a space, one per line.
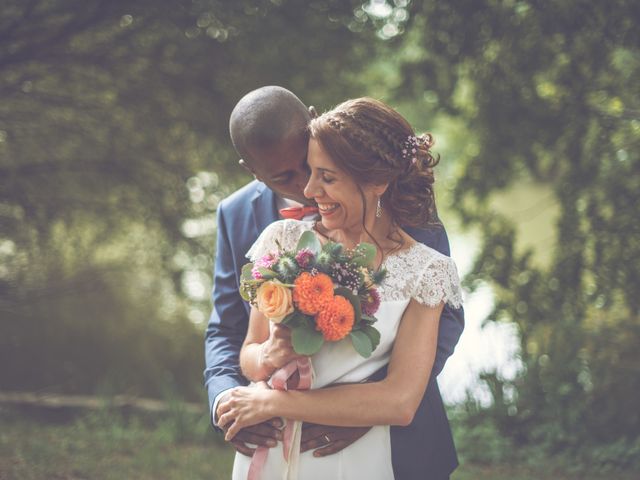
275, 255, 299, 282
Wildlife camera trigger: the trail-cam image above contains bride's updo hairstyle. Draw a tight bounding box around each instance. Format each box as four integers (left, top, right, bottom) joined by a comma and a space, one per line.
308, 97, 439, 228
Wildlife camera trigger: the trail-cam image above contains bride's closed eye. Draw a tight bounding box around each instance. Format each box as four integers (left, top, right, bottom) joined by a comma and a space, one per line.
321, 173, 336, 184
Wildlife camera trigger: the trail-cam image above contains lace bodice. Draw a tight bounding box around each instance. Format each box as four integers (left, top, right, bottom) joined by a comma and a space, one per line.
246, 219, 463, 309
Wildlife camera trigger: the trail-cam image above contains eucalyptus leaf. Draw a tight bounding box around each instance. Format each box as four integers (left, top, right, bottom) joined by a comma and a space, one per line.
291, 326, 324, 355
282, 311, 311, 328
350, 330, 373, 358
258, 267, 277, 279
361, 314, 378, 325
352, 242, 377, 267
241, 263, 254, 282
296, 230, 321, 255
360, 325, 381, 352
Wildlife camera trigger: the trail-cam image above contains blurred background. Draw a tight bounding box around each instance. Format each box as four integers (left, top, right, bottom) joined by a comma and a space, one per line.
1, 0, 639, 478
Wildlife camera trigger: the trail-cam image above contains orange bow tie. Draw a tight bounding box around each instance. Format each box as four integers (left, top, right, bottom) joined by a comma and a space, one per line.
279, 206, 319, 220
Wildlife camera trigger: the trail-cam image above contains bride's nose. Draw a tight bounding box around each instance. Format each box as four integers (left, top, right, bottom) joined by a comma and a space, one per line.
304, 176, 322, 199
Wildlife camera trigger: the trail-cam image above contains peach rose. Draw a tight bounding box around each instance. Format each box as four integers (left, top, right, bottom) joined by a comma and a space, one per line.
255, 280, 294, 323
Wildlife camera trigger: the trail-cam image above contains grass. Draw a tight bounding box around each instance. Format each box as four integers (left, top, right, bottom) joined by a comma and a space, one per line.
0, 406, 637, 480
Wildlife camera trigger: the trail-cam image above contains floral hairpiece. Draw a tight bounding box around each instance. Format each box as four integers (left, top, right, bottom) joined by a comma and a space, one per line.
401, 135, 420, 164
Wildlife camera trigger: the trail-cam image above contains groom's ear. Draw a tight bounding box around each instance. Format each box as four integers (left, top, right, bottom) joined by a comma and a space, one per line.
239, 158, 256, 175
308, 106, 318, 119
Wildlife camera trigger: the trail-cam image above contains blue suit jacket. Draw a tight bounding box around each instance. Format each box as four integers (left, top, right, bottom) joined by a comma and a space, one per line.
204, 180, 464, 479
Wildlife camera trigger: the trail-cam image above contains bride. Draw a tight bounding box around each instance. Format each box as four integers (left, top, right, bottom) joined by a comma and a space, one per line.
217, 97, 463, 479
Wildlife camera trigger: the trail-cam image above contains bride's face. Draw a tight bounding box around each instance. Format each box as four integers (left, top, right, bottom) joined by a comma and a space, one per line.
304, 138, 381, 234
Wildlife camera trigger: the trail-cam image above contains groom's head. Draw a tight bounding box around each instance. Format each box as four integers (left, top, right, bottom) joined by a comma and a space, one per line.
230, 86, 314, 205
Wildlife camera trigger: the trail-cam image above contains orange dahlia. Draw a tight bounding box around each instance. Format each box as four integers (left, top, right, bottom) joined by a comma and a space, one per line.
315, 295, 355, 341
293, 272, 334, 315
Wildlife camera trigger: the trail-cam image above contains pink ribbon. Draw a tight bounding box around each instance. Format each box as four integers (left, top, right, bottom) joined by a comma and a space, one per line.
247, 357, 312, 480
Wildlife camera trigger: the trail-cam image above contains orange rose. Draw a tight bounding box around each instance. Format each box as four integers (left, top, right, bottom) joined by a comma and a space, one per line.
255, 280, 294, 323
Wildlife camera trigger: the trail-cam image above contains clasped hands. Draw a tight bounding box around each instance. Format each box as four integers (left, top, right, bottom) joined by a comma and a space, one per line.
216, 324, 369, 457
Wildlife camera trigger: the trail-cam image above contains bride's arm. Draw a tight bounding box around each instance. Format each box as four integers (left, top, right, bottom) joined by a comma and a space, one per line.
219, 299, 443, 438
239, 307, 305, 382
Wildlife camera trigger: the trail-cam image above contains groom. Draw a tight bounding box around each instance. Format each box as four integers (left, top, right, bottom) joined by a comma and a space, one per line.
204, 86, 464, 479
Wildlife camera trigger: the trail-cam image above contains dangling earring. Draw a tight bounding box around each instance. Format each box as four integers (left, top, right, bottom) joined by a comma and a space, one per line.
376, 197, 383, 218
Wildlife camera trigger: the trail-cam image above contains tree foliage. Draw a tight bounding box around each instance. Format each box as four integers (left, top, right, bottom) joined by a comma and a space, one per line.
0, 0, 378, 399
395, 0, 640, 459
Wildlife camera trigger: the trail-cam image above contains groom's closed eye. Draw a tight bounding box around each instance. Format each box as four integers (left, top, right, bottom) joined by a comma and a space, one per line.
271, 173, 294, 185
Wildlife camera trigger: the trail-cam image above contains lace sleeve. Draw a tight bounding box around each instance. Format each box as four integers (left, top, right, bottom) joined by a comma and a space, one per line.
246, 219, 312, 261
413, 254, 463, 309
246, 221, 286, 262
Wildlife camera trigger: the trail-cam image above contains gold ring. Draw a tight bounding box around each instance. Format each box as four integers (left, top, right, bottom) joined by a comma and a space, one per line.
323, 434, 331, 444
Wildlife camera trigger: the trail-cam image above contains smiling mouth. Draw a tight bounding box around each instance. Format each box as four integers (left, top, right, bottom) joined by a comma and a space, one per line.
317, 203, 339, 214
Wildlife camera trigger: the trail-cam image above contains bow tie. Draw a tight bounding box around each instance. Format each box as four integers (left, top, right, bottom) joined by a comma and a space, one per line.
279, 205, 319, 220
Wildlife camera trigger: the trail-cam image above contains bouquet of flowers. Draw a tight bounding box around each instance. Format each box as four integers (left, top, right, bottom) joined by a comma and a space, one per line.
240, 231, 386, 358
240, 231, 387, 477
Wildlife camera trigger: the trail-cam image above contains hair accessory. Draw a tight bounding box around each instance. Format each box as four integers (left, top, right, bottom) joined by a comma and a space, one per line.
401, 135, 419, 164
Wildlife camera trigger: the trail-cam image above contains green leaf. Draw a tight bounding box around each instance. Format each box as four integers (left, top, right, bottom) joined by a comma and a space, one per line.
241, 263, 254, 282
291, 325, 324, 355
350, 330, 373, 358
352, 242, 377, 267
296, 230, 321, 255
282, 311, 311, 328
334, 287, 362, 326
323, 241, 343, 257
258, 267, 277, 279
361, 314, 377, 325
360, 325, 381, 351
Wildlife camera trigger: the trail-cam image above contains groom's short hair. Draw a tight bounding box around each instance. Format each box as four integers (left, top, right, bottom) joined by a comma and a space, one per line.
229, 86, 310, 165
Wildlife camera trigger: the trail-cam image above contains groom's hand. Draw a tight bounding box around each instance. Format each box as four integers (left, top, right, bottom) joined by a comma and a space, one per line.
300, 423, 370, 457
216, 390, 283, 457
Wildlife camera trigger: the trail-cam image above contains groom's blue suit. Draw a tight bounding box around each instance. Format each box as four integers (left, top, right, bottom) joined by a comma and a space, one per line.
204, 180, 464, 480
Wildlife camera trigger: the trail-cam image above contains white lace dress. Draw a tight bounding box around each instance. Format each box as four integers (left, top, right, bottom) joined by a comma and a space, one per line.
232, 219, 463, 480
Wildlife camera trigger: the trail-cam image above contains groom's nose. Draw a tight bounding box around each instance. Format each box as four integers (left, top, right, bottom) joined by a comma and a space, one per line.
295, 169, 311, 196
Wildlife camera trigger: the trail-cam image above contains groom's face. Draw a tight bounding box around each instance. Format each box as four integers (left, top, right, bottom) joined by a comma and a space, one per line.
246, 130, 313, 205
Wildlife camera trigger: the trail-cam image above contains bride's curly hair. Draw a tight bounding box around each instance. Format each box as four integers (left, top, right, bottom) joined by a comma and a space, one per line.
308, 97, 440, 228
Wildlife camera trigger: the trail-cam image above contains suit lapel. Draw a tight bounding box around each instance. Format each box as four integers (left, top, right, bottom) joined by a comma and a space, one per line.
250, 182, 279, 238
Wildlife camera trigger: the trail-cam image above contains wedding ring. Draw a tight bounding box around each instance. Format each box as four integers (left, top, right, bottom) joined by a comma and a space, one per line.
323, 434, 331, 444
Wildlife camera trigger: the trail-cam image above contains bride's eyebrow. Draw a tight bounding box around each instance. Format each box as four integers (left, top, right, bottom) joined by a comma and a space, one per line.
317, 167, 338, 175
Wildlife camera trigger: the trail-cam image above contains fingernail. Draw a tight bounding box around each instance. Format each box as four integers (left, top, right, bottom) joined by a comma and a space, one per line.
267, 440, 277, 447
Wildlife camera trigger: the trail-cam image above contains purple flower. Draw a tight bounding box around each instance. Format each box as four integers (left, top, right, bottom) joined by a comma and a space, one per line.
295, 248, 315, 268
252, 253, 278, 279
361, 288, 381, 316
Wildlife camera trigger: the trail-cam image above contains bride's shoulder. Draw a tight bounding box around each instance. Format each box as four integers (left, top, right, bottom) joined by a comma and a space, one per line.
384, 241, 462, 308
411, 244, 463, 308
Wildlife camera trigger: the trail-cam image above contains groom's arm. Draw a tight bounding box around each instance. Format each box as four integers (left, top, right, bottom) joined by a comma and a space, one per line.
429, 227, 465, 377
407, 225, 464, 377
204, 203, 283, 455
204, 203, 249, 412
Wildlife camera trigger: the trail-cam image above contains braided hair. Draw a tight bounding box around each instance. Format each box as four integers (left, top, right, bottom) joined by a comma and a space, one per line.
308, 97, 440, 228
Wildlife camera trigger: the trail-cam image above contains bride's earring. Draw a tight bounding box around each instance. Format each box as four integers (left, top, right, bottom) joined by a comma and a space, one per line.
376, 197, 382, 218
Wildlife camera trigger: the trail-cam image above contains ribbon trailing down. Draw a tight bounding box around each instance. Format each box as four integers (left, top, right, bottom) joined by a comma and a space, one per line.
247, 357, 313, 480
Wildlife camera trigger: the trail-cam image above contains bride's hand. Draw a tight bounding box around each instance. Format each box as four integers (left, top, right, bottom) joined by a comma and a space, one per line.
217, 382, 274, 441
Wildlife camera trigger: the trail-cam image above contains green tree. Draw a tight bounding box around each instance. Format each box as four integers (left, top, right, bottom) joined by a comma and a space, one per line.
0, 0, 379, 399
394, 0, 640, 462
